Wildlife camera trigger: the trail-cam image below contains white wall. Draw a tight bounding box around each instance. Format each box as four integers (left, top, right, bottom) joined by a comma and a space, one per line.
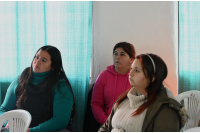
92, 1, 178, 96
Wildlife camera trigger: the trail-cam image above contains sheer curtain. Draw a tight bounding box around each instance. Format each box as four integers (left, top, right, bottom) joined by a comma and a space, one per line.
0, 1, 92, 131
179, 1, 200, 93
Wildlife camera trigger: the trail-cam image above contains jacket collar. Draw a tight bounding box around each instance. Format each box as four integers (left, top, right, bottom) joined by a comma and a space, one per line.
142, 86, 182, 131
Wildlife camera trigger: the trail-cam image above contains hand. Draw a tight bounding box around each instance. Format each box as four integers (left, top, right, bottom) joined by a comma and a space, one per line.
5, 122, 9, 128
27, 128, 30, 132
5, 120, 14, 128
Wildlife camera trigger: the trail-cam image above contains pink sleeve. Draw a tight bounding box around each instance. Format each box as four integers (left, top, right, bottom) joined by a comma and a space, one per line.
91, 72, 107, 125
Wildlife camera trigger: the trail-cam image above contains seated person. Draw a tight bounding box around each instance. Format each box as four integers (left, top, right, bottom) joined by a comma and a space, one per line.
99, 53, 188, 132
91, 42, 136, 125
0, 45, 75, 132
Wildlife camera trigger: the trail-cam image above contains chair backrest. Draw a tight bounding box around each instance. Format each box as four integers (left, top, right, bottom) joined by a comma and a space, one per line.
0, 109, 32, 132
176, 90, 200, 131
183, 127, 200, 132
83, 84, 100, 132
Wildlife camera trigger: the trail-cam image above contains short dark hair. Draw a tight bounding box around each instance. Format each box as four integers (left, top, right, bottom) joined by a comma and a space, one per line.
113, 42, 136, 59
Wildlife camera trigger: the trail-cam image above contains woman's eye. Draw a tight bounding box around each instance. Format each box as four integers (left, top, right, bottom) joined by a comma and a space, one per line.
114, 53, 118, 56
136, 70, 140, 73
42, 59, 46, 62
35, 56, 39, 59
121, 54, 125, 56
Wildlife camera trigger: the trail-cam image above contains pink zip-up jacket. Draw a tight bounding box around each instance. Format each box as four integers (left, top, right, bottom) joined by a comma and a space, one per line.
91, 65, 131, 125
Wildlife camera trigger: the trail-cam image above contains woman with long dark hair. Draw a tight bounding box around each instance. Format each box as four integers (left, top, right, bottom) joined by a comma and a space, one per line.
0, 45, 75, 132
99, 53, 188, 132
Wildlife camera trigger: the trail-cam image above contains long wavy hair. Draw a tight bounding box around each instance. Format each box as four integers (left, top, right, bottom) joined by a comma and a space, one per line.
16, 45, 76, 123
116, 53, 168, 116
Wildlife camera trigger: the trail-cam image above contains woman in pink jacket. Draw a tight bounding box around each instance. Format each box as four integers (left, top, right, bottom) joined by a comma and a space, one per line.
91, 42, 136, 125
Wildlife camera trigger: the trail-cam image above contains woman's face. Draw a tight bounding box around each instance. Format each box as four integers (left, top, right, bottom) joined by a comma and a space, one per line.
113, 48, 133, 71
32, 50, 52, 73
129, 59, 149, 94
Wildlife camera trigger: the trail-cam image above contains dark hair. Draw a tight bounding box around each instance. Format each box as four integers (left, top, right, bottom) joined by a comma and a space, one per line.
16, 45, 76, 124
113, 42, 136, 59
116, 53, 168, 116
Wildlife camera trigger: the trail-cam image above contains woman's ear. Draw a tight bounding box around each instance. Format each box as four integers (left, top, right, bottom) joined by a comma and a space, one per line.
152, 74, 156, 82
129, 58, 134, 64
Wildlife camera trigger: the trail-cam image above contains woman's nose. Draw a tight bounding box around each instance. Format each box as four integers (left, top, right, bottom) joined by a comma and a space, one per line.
129, 70, 133, 76
36, 59, 41, 65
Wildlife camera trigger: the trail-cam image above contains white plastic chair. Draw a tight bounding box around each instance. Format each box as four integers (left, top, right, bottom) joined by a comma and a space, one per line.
176, 90, 200, 131
0, 109, 32, 132
184, 127, 200, 132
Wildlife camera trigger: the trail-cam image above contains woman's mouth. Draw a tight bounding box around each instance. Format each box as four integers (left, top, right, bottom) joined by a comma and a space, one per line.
35, 65, 39, 69
129, 78, 133, 81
